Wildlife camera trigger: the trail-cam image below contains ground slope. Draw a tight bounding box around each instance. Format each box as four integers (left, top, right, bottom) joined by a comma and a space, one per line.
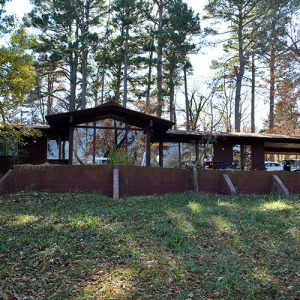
0, 192, 299, 299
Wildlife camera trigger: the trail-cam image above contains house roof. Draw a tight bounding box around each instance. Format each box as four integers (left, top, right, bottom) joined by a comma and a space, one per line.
152, 129, 300, 145
43, 102, 300, 153
46, 101, 174, 133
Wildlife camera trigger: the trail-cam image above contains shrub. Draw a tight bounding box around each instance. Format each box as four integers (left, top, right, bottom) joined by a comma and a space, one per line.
110, 147, 135, 165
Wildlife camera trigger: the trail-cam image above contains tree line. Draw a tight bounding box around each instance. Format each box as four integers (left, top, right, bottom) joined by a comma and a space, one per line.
0, 0, 299, 136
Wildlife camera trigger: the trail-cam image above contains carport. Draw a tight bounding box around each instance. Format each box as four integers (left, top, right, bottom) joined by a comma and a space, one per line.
152, 130, 300, 170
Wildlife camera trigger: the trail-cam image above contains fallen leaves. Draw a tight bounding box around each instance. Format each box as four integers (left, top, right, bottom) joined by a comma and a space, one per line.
0, 192, 299, 299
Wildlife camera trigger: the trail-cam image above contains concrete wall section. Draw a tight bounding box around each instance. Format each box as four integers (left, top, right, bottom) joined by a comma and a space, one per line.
228, 170, 271, 194
198, 171, 222, 194
273, 171, 300, 194
119, 166, 193, 196
2, 165, 113, 195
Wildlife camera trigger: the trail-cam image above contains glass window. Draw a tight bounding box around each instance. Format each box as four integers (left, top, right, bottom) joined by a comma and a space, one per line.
244, 145, 252, 170
233, 144, 241, 169
47, 139, 69, 160
180, 143, 196, 168
47, 139, 59, 160
163, 143, 180, 168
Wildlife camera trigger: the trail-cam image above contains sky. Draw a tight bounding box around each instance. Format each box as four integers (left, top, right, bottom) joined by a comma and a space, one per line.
5, 0, 267, 130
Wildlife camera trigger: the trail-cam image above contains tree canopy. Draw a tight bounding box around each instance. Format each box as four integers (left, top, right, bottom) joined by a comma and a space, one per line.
0, 0, 299, 135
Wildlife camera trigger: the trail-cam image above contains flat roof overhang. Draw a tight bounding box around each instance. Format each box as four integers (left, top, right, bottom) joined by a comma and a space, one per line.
152, 130, 300, 143
152, 130, 300, 153
46, 101, 174, 133
264, 142, 300, 154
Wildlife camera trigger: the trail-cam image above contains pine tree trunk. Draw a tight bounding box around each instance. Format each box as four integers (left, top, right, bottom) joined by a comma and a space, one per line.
100, 0, 112, 105
169, 57, 175, 123
235, 69, 243, 132
47, 74, 53, 115
269, 48, 276, 130
80, 4, 89, 110
234, 11, 245, 132
114, 24, 125, 103
251, 51, 255, 133
81, 48, 88, 109
69, 51, 78, 111
156, 0, 163, 117
184, 64, 190, 130
115, 63, 122, 103
123, 24, 129, 107
100, 66, 106, 105
69, 23, 79, 112
146, 45, 154, 109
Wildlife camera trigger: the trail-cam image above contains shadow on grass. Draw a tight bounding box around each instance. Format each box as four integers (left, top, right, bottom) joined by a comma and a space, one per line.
0, 192, 299, 299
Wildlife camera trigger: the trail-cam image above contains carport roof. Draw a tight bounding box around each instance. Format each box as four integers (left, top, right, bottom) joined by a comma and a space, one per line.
152, 130, 300, 144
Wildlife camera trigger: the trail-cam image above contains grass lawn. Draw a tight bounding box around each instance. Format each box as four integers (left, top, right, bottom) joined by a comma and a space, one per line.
0, 192, 299, 299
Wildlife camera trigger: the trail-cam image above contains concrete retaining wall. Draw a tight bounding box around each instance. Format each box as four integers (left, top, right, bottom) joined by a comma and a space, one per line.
1, 165, 300, 196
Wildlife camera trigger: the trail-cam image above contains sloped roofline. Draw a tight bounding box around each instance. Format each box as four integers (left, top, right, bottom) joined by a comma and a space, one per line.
45, 101, 174, 133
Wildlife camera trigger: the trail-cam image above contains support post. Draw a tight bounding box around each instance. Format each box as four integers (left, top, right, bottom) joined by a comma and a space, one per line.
113, 167, 119, 200
178, 142, 181, 167
93, 121, 96, 164
240, 144, 245, 170
195, 141, 199, 162
58, 137, 62, 160
193, 165, 199, 192
125, 124, 128, 150
114, 120, 118, 147
146, 131, 151, 167
62, 141, 66, 160
159, 140, 163, 167
68, 126, 74, 165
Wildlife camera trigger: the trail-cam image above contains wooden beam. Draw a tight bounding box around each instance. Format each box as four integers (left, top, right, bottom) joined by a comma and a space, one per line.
146, 131, 151, 167
195, 141, 199, 162
93, 121, 96, 164
62, 141, 66, 160
178, 143, 181, 166
68, 126, 74, 165
114, 120, 118, 147
75, 125, 143, 131
192, 166, 199, 192
125, 123, 128, 150
240, 144, 245, 170
159, 140, 163, 167
58, 137, 62, 160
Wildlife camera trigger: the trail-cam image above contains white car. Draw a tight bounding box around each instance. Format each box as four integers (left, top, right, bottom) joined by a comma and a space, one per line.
265, 162, 283, 171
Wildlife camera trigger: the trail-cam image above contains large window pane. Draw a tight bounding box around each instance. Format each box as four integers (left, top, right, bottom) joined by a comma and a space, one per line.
233, 144, 241, 169
163, 143, 180, 168
180, 143, 196, 168
47, 139, 59, 160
